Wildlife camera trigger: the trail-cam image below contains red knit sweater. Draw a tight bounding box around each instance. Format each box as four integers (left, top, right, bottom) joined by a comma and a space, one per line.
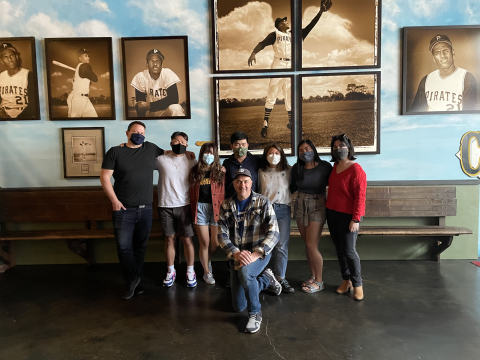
326, 162, 367, 222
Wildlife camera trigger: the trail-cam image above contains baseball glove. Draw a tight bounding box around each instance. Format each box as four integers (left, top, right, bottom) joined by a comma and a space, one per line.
321, 0, 333, 12
0, 107, 11, 119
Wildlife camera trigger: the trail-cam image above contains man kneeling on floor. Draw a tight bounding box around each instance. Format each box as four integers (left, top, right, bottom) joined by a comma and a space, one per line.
218, 168, 282, 334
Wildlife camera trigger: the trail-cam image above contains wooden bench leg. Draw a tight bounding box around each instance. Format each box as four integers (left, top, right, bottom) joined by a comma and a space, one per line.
0, 240, 16, 268
434, 236, 454, 262
66, 239, 96, 266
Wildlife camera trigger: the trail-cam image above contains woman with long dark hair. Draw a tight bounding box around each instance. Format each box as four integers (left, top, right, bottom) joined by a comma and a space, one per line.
189, 142, 225, 284
258, 142, 294, 293
290, 139, 332, 293
326, 134, 367, 301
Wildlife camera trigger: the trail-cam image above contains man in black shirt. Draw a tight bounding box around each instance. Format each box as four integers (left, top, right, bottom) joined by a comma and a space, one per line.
101, 121, 164, 299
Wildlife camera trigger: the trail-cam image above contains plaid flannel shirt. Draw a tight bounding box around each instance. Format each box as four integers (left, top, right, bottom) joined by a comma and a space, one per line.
217, 191, 280, 270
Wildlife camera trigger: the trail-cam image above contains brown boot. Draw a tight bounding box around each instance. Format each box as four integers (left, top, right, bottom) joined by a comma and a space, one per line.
336, 280, 353, 294
354, 285, 364, 301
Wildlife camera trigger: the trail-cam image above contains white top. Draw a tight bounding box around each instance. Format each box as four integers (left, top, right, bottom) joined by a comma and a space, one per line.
156, 153, 196, 208
131, 68, 180, 103
72, 63, 91, 94
425, 67, 467, 111
0, 68, 29, 117
273, 29, 291, 59
258, 167, 291, 205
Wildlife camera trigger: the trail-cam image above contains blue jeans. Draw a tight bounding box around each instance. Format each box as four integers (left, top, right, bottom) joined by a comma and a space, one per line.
112, 205, 153, 283
230, 253, 272, 315
271, 204, 291, 279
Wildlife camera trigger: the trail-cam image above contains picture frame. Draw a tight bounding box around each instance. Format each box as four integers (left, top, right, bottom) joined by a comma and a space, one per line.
214, 75, 295, 157
299, 71, 380, 155
402, 26, 480, 115
62, 127, 105, 178
212, 0, 295, 73
299, 0, 381, 71
45, 37, 115, 120
121, 36, 191, 120
0, 37, 41, 120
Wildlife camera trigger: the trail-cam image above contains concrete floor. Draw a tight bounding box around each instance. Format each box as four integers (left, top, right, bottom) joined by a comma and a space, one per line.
1, 260, 479, 360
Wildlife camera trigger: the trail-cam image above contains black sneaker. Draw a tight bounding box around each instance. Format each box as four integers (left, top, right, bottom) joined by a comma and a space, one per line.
261, 126, 268, 138
245, 312, 262, 333
280, 278, 294, 293
121, 277, 141, 300
287, 122, 291, 130
262, 268, 282, 295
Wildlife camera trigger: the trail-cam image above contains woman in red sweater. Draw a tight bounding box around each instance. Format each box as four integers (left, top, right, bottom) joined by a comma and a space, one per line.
326, 134, 367, 301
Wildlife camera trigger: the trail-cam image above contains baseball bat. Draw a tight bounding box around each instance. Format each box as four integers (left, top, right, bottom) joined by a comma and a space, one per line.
52, 60, 76, 72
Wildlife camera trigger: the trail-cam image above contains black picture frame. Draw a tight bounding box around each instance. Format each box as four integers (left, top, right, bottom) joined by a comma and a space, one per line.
213, 74, 296, 157
212, 0, 295, 74
45, 37, 116, 120
299, 71, 380, 155
402, 25, 480, 115
299, 0, 381, 71
121, 36, 191, 120
0, 37, 41, 120
61, 127, 105, 179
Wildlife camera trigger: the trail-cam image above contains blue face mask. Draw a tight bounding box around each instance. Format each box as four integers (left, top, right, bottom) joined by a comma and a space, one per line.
130, 133, 145, 145
299, 150, 314, 163
203, 154, 214, 165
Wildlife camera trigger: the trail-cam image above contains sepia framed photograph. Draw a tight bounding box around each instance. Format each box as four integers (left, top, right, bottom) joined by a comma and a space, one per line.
214, 75, 295, 156
62, 127, 105, 178
403, 26, 480, 115
121, 36, 191, 120
212, 0, 295, 73
0, 37, 40, 120
45, 37, 115, 120
300, 0, 381, 71
300, 71, 380, 155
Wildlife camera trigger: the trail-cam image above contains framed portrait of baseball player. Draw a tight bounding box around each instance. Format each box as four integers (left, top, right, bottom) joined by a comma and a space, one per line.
121, 36, 191, 120
212, 0, 295, 73
0, 37, 41, 121
44, 37, 115, 120
61, 127, 105, 178
300, 71, 380, 155
214, 75, 295, 156
299, 0, 381, 71
403, 26, 480, 115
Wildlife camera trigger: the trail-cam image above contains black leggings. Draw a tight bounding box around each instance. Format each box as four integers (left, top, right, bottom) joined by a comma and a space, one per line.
326, 208, 362, 287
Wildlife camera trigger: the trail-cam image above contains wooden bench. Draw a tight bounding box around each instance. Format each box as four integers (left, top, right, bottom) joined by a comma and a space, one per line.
0, 187, 165, 268
290, 186, 473, 261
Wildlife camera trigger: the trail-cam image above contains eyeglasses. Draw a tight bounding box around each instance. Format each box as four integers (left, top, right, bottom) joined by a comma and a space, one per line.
332, 134, 349, 142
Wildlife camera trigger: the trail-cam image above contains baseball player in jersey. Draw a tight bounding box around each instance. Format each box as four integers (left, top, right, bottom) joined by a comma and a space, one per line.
67, 48, 98, 118
248, 0, 332, 137
79, 141, 91, 161
130, 49, 184, 118
0, 43, 37, 119
411, 34, 478, 112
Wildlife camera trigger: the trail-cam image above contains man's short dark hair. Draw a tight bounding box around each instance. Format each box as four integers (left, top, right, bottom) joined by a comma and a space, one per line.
127, 121, 146, 131
230, 131, 248, 144
171, 131, 188, 142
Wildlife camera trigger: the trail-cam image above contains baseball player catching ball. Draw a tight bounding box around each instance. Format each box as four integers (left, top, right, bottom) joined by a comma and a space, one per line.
67, 48, 98, 118
0, 42, 37, 119
411, 34, 478, 112
248, 0, 333, 137
130, 48, 185, 118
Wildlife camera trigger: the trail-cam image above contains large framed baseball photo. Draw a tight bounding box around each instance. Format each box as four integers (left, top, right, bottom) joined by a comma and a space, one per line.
0, 37, 40, 120
214, 75, 295, 156
212, 0, 295, 73
403, 26, 480, 115
300, 71, 380, 155
44, 37, 115, 120
121, 36, 191, 120
300, 0, 381, 71
61, 127, 105, 179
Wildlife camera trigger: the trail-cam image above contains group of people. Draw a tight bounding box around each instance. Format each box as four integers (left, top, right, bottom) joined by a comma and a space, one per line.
100, 122, 367, 334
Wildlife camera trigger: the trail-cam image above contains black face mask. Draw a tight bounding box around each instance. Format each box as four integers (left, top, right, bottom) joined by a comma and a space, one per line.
333, 148, 349, 160
172, 144, 187, 155
130, 133, 145, 145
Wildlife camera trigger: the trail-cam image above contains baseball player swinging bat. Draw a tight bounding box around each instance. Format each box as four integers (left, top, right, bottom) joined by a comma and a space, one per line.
52, 60, 76, 72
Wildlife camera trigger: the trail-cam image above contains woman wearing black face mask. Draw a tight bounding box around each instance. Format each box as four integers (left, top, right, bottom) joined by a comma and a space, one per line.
326, 134, 367, 301
290, 139, 332, 293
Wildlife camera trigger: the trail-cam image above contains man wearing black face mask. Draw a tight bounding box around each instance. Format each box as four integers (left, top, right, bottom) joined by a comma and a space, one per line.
156, 131, 198, 288
101, 121, 165, 299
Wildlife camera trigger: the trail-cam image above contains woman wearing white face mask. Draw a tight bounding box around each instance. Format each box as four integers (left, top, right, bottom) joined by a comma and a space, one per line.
189, 143, 225, 284
258, 143, 294, 293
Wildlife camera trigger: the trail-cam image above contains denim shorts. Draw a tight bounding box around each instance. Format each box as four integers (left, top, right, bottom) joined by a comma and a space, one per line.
196, 202, 217, 226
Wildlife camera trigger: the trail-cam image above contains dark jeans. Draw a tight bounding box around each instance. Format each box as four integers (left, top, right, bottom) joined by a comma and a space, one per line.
112, 205, 153, 283
326, 208, 362, 287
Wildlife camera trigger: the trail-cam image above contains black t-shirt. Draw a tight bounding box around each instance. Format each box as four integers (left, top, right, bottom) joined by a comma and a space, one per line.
198, 171, 212, 203
290, 160, 332, 195
102, 141, 164, 207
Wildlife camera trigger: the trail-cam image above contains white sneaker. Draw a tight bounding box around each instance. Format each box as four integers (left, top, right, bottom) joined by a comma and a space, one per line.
208, 261, 212, 273
186, 271, 197, 288
245, 312, 262, 333
203, 272, 215, 285
163, 270, 176, 288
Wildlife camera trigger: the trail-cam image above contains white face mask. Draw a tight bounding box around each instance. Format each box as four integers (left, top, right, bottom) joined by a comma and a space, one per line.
267, 153, 281, 165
